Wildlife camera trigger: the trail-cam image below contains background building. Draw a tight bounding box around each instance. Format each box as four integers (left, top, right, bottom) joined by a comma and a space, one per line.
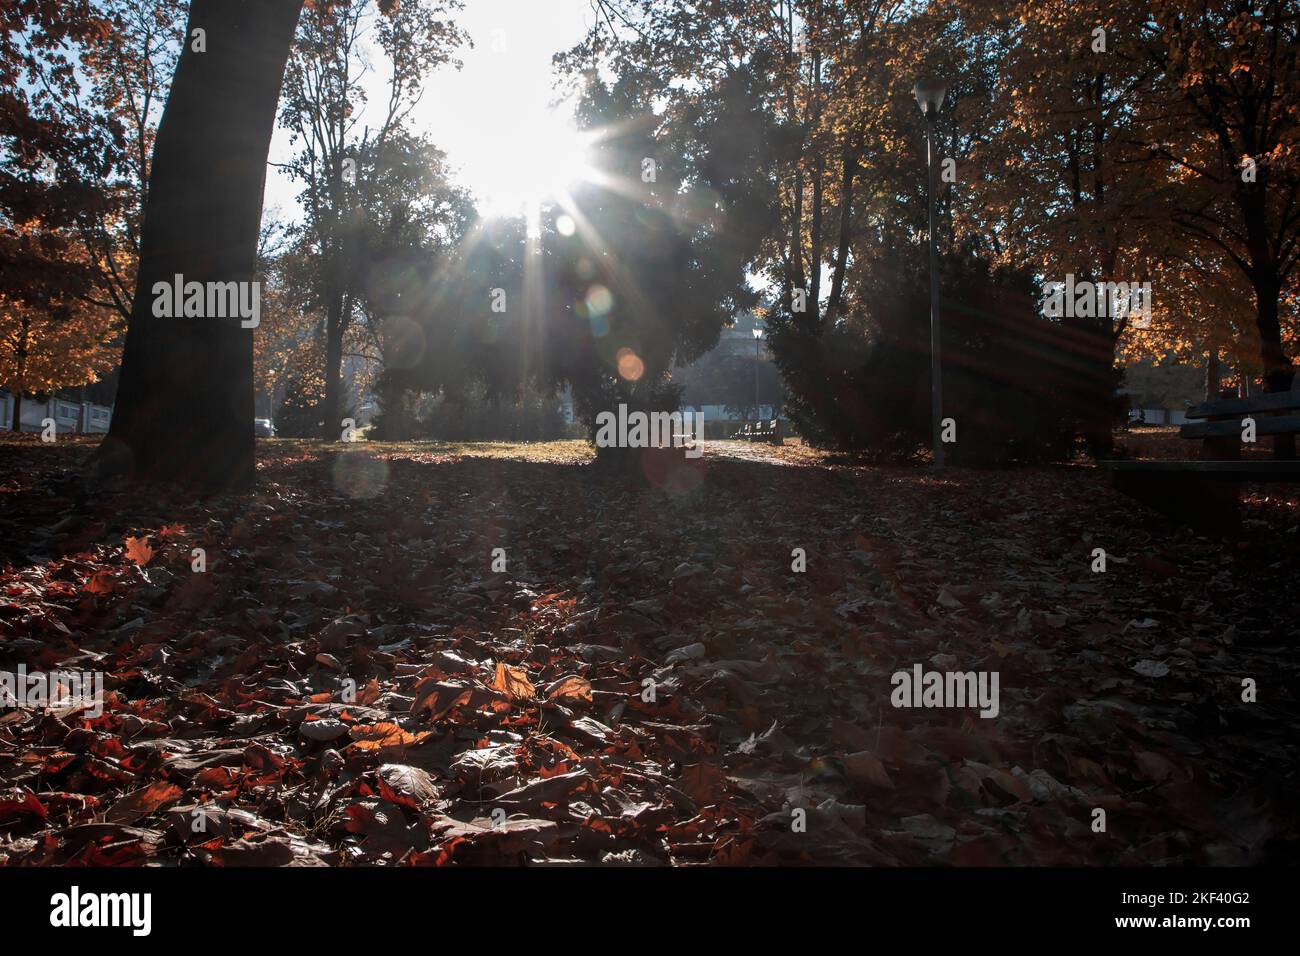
673, 312, 784, 429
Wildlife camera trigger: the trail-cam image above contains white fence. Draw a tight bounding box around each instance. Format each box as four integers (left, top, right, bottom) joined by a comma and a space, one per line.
0, 392, 112, 434
1132, 408, 1188, 425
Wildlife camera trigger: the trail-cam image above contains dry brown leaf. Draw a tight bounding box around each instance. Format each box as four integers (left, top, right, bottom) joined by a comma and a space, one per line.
124, 535, 154, 566
349, 722, 431, 751
358, 676, 382, 705
84, 570, 116, 595
491, 662, 536, 702
545, 674, 592, 703
376, 763, 439, 809
841, 751, 894, 790
103, 781, 182, 824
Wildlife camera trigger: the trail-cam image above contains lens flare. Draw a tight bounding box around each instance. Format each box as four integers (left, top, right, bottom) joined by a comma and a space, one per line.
585, 284, 613, 316
616, 347, 645, 381
332, 451, 389, 499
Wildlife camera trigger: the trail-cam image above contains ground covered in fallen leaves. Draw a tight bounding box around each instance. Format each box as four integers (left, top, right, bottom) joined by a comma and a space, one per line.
1, 434, 1297, 865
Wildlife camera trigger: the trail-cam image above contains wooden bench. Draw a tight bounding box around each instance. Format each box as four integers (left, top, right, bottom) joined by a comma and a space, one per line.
1103, 387, 1300, 530
732, 418, 783, 445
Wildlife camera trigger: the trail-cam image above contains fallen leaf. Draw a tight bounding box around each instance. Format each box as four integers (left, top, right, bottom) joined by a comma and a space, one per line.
1133, 659, 1170, 678
103, 781, 182, 825
545, 675, 593, 703
84, 571, 115, 595
491, 662, 536, 701
124, 535, 153, 567
376, 764, 439, 809
841, 751, 894, 790
299, 718, 350, 742
349, 722, 431, 751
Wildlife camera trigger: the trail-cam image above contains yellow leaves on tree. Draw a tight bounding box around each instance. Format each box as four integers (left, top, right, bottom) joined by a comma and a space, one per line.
0, 294, 119, 399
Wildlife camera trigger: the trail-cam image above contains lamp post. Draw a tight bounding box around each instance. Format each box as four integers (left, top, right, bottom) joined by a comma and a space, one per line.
752, 326, 764, 421
914, 77, 947, 467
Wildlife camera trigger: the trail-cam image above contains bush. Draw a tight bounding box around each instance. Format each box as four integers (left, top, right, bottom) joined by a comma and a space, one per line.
273, 372, 324, 438
371, 379, 567, 442
767, 262, 1122, 465
768, 283, 929, 458
941, 286, 1121, 466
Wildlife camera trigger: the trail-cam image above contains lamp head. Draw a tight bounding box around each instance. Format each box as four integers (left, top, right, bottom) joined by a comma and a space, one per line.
913, 78, 947, 119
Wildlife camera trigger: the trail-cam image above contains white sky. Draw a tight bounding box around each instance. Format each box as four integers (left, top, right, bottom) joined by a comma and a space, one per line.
264, 0, 600, 222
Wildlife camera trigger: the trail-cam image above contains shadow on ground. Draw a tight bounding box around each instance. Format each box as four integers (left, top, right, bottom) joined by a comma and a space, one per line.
0, 435, 1296, 864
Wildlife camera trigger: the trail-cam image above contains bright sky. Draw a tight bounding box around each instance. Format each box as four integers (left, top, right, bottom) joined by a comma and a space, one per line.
265, 0, 600, 222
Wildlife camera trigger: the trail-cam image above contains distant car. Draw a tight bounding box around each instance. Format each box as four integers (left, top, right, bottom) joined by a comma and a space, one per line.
254, 418, 275, 438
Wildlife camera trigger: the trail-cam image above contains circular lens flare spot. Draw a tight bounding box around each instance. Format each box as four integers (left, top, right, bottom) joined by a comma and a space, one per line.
585, 284, 613, 317
556, 214, 576, 236
616, 348, 645, 382
332, 451, 389, 499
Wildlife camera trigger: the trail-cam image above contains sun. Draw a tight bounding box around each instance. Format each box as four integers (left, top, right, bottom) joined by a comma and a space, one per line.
473, 114, 596, 219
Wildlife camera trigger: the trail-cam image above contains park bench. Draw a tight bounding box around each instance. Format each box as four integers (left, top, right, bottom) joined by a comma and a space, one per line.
732, 418, 783, 445
1104, 385, 1300, 530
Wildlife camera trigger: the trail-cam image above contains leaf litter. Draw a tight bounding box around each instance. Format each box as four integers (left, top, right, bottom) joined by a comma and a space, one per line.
0, 436, 1297, 865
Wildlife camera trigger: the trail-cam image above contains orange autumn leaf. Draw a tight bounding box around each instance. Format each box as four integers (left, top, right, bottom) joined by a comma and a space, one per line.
544, 674, 592, 703
348, 722, 430, 751
357, 676, 381, 706
84, 570, 116, 595
491, 662, 536, 702
124, 535, 153, 566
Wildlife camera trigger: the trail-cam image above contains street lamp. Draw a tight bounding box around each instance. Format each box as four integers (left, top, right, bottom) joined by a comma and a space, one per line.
752, 326, 765, 421
914, 77, 947, 467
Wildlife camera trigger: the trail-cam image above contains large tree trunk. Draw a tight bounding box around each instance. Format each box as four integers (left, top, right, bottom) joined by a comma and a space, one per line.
95, 0, 304, 491
1253, 276, 1293, 393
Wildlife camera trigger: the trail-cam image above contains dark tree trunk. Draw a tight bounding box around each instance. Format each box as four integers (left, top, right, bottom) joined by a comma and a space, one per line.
1239, 185, 1293, 404
809, 154, 823, 324
824, 143, 857, 324
1253, 276, 1293, 393
788, 164, 805, 319
95, 0, 304, 491
321, 292, 345, 441
13, 316, 29, 430
1250, 275, 1297, 459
